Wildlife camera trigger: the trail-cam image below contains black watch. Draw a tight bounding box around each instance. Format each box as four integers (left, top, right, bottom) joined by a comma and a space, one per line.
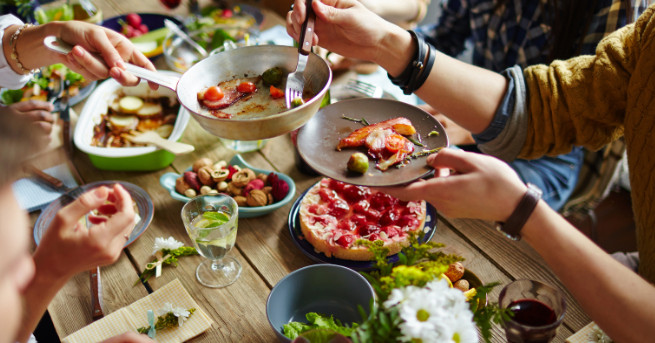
495, 183, 543, 240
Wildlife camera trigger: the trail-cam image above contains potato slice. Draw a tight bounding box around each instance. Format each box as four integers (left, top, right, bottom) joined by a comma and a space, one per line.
118, 96, 144, 113
108, 115, 139, 132
136, 102, 163, 117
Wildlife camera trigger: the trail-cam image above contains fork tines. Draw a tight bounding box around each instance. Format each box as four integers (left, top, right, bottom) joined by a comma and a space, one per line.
345, 79, 383, 98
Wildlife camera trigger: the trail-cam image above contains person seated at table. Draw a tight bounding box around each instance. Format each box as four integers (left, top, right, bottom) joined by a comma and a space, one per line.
287, 0, 655, 340
0, 15, 158, 343
1, 100, 55, 138
408, 0, 645, 212
0, 112, 154, 343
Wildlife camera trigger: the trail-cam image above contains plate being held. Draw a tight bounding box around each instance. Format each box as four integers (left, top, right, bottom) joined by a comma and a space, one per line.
297, 98, 448, 186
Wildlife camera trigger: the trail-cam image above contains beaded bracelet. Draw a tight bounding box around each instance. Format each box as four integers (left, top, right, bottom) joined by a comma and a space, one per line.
10, 23, 38, 75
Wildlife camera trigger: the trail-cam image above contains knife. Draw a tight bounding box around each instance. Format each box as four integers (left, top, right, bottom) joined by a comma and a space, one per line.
59, 80, 74, 160
90, 266, 105, 320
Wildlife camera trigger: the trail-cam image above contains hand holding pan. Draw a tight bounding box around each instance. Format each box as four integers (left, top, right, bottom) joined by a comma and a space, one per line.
43, 36, 332, 141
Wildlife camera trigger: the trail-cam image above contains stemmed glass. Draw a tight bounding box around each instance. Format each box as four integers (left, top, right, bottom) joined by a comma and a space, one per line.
181, 194, 241, 288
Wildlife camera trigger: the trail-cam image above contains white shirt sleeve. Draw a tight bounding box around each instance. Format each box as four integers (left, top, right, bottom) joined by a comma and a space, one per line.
0, 14, 32, 89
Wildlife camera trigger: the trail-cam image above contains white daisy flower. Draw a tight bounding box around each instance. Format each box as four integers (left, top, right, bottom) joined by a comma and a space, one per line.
152, 236, 184, 255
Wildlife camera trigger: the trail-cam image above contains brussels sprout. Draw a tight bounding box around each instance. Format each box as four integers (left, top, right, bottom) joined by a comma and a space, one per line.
347, 152, 369, 173
262, 67, 284, 86
291, 96, 304, 108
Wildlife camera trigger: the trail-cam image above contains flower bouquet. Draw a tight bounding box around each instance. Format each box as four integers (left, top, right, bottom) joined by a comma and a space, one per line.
284, 234, 511, 343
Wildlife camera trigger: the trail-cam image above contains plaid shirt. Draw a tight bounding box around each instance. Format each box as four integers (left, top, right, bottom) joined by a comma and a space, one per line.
417, 0, 650, 71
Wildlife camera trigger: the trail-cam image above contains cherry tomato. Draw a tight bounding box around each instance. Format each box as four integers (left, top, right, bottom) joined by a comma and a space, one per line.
204, 86, 224, 101
237, 82, 256, 93
385, 134, 407, 153
269, 85, 284, 99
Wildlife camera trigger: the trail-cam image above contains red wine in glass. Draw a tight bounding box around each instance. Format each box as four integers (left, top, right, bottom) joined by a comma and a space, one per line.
509, 299, 557, 326
505, 299, 559, 343
160, 0, 182, 9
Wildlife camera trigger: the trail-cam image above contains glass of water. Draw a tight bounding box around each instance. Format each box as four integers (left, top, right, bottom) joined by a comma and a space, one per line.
181, 194, 241, 288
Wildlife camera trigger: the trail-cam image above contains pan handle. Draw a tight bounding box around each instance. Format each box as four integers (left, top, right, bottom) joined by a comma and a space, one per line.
43, 36, 180, 91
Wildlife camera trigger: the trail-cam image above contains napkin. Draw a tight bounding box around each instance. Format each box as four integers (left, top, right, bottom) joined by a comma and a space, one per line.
63, 278, 214, 343
12, 164, 78, 212
566, 321, 611, 343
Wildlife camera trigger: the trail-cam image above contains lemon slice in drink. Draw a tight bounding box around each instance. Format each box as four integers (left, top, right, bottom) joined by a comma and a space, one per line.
196, 228, 237, 247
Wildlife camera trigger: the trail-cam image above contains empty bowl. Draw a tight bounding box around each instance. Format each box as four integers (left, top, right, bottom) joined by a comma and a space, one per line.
266, 264, 375, 342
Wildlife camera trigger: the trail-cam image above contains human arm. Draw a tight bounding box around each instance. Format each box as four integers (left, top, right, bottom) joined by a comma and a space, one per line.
379, 148, 655, 341
0, 100, 54, 138
15, 184, 136, 343
1, 19, 156, 87
99, 332, 155, 343
358, 0, 428, 28
287, 0, 507, 134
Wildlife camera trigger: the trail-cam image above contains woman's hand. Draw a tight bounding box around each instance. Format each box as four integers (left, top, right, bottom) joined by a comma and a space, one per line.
55, 21, 156, 87
377, 148, 527, 222
286, 0, 404, 64
33, 184, 136, 280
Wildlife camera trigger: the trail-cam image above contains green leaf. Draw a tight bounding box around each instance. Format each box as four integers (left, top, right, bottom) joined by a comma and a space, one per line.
1, 89, 23, 105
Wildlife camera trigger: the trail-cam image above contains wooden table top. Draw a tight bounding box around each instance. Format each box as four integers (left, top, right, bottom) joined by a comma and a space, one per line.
27, 1, 591, 342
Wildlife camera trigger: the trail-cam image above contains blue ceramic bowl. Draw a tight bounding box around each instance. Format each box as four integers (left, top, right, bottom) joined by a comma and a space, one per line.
160, 154, 296, 218
266, 264, 375, 342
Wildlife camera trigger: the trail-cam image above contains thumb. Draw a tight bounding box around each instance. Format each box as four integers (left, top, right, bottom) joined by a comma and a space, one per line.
427, 148, 480, 174
60, 186, 110, 223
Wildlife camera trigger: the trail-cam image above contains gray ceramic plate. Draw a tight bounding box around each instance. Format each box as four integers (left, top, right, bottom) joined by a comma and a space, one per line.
297, 98, 448, 186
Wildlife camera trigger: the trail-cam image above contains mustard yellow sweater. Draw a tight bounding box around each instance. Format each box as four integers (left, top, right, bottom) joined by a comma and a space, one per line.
523, 4, 655, 283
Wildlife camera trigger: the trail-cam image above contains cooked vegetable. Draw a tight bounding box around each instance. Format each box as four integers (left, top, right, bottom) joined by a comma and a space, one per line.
291, 96, 304, 108
237, 81, 256, 93
347, 152, 369, 174
1, 89, 24, 105
118, 96, 144, 113
262, 67, 283, 86
108, 115, 139, 131
136, 102, 163, 117
269, 85, 284, 99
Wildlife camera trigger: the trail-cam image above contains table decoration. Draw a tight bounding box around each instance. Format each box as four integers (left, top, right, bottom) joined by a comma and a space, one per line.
137, 303, 197, 338
282, 234, 510, 343
566, 322, 613, 343
137, 236, 198, 284
62, 278, 213, 343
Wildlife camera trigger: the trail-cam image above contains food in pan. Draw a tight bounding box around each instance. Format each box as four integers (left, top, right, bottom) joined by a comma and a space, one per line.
196, 67, 313, 119
90, 91, 180, 147
0, 64, 89, 105
299, 178, 427, 261
337, 117, 417, 171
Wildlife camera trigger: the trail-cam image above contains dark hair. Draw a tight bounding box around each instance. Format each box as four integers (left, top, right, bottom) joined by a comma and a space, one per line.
496, 0, 600, 62
0, 110, 42, 188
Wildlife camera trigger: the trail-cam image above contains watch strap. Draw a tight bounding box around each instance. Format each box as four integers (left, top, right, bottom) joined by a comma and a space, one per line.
496, 184, 542, 240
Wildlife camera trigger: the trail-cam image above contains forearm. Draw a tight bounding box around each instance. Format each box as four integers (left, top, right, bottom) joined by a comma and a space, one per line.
15, 256, 69, 343
359, 0, 421, 25
522, 202, 655, 341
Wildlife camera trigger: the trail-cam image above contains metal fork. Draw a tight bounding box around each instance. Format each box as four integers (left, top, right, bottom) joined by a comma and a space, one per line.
345, 79, 384, 99
285, 0, 316, 108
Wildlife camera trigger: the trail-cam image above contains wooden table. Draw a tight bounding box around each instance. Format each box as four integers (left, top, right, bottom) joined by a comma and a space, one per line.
29, 1, 591, 342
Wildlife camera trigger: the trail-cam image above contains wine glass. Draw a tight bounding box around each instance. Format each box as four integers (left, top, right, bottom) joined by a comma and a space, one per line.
181, 194, 241, 288
498, 279, 567, 343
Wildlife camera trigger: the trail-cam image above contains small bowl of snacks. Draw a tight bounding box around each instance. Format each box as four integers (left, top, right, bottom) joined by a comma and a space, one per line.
74, 71, 190, 171
266, 264, 375, 342
159, 154, 296, 218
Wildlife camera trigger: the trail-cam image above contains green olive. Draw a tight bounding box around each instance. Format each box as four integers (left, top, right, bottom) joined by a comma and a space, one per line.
347, 152, 369, 173
262, 67, 284, 86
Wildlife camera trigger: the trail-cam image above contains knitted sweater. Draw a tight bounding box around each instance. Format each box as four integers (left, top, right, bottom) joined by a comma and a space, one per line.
523, 4, 655, 283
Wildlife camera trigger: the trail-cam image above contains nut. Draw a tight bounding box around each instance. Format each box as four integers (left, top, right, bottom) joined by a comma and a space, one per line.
217, 181, 228, 191
267, 192, 274, 205
444, 262, 465, 283
184, 188, 197, 197
227, 182, 243, 196
207, 189, 219, 195
231, 168, 256, 187
233, 195, 248, 207
246, 189, 268, 207
211, 169, 230, 183
454, 279, 470, 292
263, 186, 273, 194
183, 171, 201, 191
257, 173, 268, 183
198, 166, 216, 186
213, 160, 227, 170
175, 177, 191, 194
192, 158, 213, 172
200, 185, 213, 195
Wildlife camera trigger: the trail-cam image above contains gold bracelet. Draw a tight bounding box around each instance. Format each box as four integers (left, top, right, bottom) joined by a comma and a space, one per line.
9, 23, 38, 75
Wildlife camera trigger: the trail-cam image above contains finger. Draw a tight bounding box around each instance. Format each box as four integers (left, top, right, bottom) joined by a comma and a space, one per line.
103, 185, 136, 252
34, 121, 53, 135
69, 46, 110, 80
90, 27, 125, 70
55, 187, 110, 231
109, 67, 140, 87
426, 148, 480, 174
23, 110, 55, 124
12, 100, 54, 113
